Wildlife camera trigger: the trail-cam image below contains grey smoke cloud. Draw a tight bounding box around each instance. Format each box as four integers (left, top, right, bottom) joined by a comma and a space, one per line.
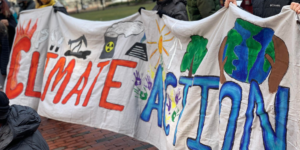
105, 21, 144, 38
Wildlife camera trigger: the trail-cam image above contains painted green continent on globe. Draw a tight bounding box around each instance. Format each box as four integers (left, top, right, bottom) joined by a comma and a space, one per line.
222, 18, 275, 84
181, 35, 208, 74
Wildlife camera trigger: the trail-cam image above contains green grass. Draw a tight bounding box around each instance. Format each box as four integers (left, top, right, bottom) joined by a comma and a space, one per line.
70, 2, 156, 21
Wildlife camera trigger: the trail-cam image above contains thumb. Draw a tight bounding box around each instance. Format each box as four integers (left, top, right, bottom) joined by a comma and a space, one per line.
233, 0, 237, 6
225, 0, 229, 8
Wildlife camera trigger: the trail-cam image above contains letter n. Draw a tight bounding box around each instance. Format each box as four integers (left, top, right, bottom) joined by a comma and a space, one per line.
219, 81, 242, 150
240, 81, 289, 150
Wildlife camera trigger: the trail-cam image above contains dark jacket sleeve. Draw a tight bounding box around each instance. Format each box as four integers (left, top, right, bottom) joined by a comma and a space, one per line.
0, 34, 10, 75
6, 130, 50, 150
58, 7, 69, 15
6, 15, 16, 49
291, 0, 300, 3
5, 105, 49, 150
252, 0, 265, 17
53, 1, 69, 15
54, 6, 69, 15
187, 0, 220, 20
27, 1, 36, 10
197, 0, 220, 18
19, 1, 36, 12
7, 15, 17, 29
7, 105, 41, 141
173, 2, 189, 21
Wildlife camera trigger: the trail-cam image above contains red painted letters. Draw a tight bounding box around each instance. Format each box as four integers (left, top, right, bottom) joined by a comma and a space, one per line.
82, 61, 110, 106
99, 60, 137, 111
6, 20, 37, 99
62, 62, 92, 105
25, 52, 41, 98
45, 53, 58, 74
41, 57, 75, 103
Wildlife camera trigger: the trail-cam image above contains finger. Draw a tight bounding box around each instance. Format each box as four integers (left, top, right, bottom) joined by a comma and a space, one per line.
226, 0, 236, 7
293, 4, 299, 10
294, 4, 300, 12
292, 4, 298, 11
291, 2, 295, 9
296, 5, 300, 14
292, 4, 295, 10
233, 0, 237, 5
294, 3, 299, 10
225, 0, 229, 8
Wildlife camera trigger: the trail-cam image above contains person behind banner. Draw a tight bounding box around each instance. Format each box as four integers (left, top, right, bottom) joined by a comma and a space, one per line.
225, 0, 300, 16
0, 22, 10, 91
36, 0, 68, 14
187, 0, 221, 21
17, 0, 36, 13
0, 91, 49, 149
0, 0, 17, 91
152, 0, 189, 21
8, 2, 18, 23
0, 0, 16, 52
252, 0, 300, 18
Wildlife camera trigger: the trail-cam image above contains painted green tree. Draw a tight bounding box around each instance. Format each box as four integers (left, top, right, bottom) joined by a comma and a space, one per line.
180, 35, 208, 77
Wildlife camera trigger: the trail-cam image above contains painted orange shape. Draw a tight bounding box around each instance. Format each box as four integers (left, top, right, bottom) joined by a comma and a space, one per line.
6, 20, 37, 99
158, 35, 163, 54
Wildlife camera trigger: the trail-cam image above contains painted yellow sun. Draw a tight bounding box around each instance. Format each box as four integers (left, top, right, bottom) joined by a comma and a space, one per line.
147, 20, 174, 68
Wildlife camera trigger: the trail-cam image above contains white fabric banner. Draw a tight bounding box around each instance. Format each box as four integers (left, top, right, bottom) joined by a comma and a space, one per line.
5, 4, 300, 150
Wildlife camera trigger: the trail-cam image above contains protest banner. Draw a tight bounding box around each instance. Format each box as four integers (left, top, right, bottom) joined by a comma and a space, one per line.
5, 4, 300, 149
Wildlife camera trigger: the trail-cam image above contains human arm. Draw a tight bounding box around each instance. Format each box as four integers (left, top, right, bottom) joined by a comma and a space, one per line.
1, 15, 17, 28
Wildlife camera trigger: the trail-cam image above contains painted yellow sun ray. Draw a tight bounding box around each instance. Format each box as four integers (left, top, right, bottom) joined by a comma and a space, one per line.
158, 36, 163, 54
166, 115, 171, 122
163, 36, 174, 42
156, 20, 161, 34
170, 88, 176, 109
155, 56, 161, 68
163, 47, 169, 56
162, 69, 166, 82
161, 25, 166, 33
147, 42, 157, 44
164, 31, 171, 36
150, 49, 158, 58
148, 64, 155, 79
